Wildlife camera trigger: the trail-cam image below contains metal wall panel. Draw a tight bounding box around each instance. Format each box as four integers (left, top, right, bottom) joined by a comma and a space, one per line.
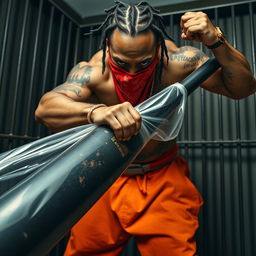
0, 0, 256, 255
0, 0, 78, 152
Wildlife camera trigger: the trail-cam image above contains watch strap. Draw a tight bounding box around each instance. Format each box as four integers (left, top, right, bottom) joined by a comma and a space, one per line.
207, 40, 223, 49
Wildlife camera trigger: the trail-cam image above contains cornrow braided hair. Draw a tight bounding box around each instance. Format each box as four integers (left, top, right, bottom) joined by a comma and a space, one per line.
87, 1, 174, 83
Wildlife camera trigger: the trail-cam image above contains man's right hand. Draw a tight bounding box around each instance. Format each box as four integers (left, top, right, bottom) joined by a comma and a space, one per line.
90, 102, 141, 141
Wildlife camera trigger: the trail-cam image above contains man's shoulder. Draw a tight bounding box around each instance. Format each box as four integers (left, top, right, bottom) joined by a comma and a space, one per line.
164, 41, 206, 69
69, 50, 109, 86
169, 45, 207, 68
161, 42, 208, 84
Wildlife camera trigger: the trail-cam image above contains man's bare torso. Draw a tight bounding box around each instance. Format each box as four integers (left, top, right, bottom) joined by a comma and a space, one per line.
82, 40, 206, 163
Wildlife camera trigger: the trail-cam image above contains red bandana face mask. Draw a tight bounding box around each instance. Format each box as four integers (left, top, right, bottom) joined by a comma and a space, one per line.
108, 49, 159, 106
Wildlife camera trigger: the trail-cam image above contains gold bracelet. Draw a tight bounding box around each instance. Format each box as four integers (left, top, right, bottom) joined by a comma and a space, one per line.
87, 104, 106, 124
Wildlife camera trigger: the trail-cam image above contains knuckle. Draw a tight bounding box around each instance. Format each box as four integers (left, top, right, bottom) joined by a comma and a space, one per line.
129, 120, 136, 127
135, 115, 141, 122
114, 125, 122, 131
201, 21, 207, 29
112, 105, 119, 111
124, 101, 132, 108
123, 123, 130, 129
105, 111, 112, 118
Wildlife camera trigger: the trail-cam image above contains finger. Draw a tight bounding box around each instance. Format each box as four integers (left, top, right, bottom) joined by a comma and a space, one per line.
181, 20, 201, 40
107, 115, 124, 140
183, 18, 202, 29
120, 102, 140, 137
114, 112, 134, 140
180, 12, 198, 28
127, 107, 141, 134
183, 25, 204, 41
122, 111, 137, 138
187, 24, 205, 33
180, 12, 207, 33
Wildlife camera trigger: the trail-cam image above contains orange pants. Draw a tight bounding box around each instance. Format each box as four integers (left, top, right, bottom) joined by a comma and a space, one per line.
64, 154, 203, 256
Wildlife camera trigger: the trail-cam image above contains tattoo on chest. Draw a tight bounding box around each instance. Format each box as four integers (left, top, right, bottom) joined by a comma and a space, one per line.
66, 64, 93, 87
170, 46, 206, 68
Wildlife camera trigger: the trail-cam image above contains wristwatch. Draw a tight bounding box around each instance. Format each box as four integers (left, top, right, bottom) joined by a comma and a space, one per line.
207, 26, 226, 49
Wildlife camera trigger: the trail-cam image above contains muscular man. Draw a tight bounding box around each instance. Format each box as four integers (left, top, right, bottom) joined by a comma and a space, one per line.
35, 2, 256, 256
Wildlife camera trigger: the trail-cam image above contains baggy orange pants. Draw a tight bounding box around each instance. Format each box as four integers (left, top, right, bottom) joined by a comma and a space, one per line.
64, 152, 203, 256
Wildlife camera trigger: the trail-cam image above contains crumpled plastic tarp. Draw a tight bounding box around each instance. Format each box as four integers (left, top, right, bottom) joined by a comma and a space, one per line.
0, 82, 187, 187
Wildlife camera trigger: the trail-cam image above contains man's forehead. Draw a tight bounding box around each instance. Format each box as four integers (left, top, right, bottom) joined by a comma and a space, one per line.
109, 29, 156, 55
110, 28, 155, 41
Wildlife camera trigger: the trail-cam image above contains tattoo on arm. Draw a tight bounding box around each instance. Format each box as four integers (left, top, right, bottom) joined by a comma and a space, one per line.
52, 84, 82, 97
66, 63, 93, 87
170, 46, 207, 69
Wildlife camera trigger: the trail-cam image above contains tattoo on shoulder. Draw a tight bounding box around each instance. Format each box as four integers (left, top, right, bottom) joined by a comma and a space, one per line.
66, 63, 93, 87
170, 46, 207, 69
52, 84, 82, 97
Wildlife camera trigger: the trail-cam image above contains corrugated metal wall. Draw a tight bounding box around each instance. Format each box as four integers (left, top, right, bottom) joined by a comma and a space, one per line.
0, 0, 256, 255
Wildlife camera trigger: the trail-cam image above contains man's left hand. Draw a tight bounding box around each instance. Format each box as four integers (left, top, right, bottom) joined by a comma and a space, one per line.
180, 12, 219, 46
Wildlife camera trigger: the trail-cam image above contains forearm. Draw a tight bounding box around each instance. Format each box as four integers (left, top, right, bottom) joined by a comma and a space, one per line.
212, 41, 256, 99
35, 92, 94, 132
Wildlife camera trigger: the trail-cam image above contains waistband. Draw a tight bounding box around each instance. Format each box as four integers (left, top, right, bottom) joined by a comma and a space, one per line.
122, 145, 178, 176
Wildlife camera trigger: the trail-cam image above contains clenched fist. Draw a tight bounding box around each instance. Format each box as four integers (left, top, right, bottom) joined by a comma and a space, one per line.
89, 102, 141, 141
180, 12, 219, 46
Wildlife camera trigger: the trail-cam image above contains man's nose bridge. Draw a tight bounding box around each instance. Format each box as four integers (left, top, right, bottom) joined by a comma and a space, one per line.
128, 64, 138, 74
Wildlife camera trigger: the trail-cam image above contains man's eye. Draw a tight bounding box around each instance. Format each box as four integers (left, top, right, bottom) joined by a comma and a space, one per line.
116, 60, 126, 66
140, 60, 151, 66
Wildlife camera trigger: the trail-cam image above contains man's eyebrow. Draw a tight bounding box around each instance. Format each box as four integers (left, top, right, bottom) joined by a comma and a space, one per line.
140, 57, 153, 63
113, 56, 153, 64
113, 56, 128, 64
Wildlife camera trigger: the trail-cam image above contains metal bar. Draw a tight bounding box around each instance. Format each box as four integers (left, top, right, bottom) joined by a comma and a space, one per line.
0, 0, 12, 159
214, 7, 226, 255
183, 13, 189, 173
88, 26, 93, 59
231, 5, 245, 256
0, 0, 12, 98
177, 139, 256, 145
63, 21, 73, 81
245, 5, 255, 255
248, 2, 256, 137
73, 27, 80, 66
249, 2, 256, 76
0, 134, 38, 141
169, 14, 173, 37
24, 0, 43, 135
37, 6, 55, 137
198, 33, 208, 255
10, 0, 29, 133
247, 5, 256, 252
53, 14, 65, 86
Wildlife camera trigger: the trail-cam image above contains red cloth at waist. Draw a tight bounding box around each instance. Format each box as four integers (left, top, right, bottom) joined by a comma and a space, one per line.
146, 145, 178, 168
123, 145, 179, 176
